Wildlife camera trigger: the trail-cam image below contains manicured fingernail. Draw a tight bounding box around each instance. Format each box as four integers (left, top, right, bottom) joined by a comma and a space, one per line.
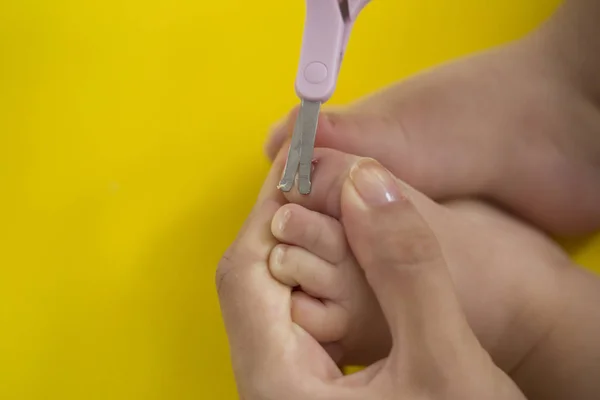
349, 159, 403, 206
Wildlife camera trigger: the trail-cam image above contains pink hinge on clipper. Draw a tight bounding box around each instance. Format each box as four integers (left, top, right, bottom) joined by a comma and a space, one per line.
278, 0, 371, 195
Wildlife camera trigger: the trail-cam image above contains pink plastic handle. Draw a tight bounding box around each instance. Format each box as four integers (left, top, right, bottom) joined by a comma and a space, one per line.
295, 0, 344, 102
347, 0, 370, 21
295, 0, 370, 103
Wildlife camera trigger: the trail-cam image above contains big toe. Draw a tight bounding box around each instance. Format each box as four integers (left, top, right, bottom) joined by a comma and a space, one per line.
281, 149, 443, 224
265, 108, 402, 168
291, 291, 349, 344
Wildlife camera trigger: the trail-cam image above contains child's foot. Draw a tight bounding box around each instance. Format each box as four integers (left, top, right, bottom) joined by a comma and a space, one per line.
269, 203, 389, 366
266, 41, 600, 236
269, 148, 574, 372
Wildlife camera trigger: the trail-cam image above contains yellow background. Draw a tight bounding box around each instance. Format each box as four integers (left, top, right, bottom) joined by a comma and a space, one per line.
1, 0, 598, 399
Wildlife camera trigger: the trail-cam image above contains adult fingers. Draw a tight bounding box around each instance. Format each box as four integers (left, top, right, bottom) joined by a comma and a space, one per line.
216, 147, 293, 377
216, 146, 347, 399
340, 159, 483, 372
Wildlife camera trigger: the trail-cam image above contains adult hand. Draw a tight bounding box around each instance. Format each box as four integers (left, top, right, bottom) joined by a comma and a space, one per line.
266, 35, 600, 236
216, 154, 525, 400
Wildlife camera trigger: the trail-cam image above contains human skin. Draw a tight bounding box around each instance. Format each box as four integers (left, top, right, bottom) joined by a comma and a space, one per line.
216, 151, 526, 400
217, 149, 600, 399
220, 0, 600, 397
265, 0, 600, 236
267, 150, 569, 372
266, 149, 600, 400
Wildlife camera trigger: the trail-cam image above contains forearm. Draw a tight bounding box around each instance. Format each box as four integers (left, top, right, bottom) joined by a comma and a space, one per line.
511, 266, 600, 400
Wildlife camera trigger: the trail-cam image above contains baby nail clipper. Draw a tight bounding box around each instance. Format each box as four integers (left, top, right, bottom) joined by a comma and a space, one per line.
278, 0, 371, 195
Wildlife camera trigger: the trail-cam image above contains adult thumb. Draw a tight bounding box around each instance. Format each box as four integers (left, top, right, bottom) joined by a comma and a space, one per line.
340, 158, 481, 366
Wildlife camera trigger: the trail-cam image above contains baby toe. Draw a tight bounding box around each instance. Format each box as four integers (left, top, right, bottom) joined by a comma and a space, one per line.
268, 244, 345, 300
271, 204, 348, 264
291, 291, 350, 344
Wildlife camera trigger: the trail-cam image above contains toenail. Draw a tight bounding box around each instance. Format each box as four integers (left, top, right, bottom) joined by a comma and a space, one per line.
271, 245, 286, 269
277, 209, 293, 235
